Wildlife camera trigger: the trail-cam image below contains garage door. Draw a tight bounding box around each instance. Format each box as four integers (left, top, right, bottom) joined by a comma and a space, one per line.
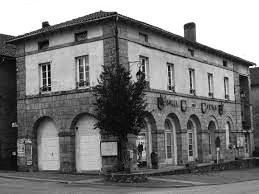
75, 115, 101, 172
37, 118, 60, 171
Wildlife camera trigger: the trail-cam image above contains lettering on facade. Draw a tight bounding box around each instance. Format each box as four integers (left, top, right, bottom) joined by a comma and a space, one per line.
157, 94, 179, 110
201, 103, 218, 114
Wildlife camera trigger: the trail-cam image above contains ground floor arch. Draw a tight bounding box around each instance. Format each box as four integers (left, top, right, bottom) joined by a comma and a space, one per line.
37, 117, 60, 171
74, 114, 101, 172
187, 115, 201, 162
208, 120, 217, 160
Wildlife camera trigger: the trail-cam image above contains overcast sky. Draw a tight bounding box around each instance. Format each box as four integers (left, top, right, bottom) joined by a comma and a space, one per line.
0, 0, 258, 66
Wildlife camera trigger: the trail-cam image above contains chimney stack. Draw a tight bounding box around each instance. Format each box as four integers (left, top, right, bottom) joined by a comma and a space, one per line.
42, 21, 50, 28
184, 22, 196, 42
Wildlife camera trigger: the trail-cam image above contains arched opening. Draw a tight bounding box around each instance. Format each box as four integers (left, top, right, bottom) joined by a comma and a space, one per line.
73, 114, 101, 172
36, 117, 60, 171
187, 120, 195, 161
208, 121, 216, 160
225, 121, 231, 149
187, 115, 201, 162
164, 118, 177, 165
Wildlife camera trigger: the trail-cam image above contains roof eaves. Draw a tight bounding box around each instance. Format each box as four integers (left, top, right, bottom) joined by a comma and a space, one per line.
7, 12, 118, 44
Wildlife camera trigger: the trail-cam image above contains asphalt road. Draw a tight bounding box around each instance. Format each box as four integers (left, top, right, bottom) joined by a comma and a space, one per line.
1, 176, 259, 194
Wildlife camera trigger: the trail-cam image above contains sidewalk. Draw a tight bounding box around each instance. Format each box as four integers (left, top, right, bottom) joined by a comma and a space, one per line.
1, 167, 259, 188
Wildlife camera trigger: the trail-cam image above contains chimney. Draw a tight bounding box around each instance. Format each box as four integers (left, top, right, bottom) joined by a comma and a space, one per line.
184, 22, 196, 42
42, 21, 50, 28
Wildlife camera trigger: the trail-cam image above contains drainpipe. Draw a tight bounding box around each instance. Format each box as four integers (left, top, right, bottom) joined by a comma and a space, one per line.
115, 15, 119, 67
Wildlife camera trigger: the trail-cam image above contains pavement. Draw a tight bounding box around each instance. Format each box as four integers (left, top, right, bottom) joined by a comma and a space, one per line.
0, 167, 259, 188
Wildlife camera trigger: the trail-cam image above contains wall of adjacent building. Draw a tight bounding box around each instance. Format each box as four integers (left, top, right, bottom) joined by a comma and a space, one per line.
0, 56, 17, 170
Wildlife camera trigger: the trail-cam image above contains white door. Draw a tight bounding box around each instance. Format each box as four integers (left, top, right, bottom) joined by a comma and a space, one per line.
75, 115, 101, 172
37, 118, 60, 171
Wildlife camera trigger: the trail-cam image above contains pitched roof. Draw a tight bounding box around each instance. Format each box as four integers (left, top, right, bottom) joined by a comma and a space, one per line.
0, 34, 16, 57
250, 67, 259, 86
6, 11, 255, 66
8, 11, 117, 43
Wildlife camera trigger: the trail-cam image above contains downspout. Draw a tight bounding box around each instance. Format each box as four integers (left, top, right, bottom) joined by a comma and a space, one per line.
115, 14, 119, 67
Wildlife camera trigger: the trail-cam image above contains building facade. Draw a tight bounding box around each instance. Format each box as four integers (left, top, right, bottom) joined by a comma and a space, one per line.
250, 67, 259, 150
0, 34, 17, 170
8, 11, 255, 173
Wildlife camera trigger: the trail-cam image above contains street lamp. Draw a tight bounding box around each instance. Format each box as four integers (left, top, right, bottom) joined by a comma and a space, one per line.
136, 68, 145, 81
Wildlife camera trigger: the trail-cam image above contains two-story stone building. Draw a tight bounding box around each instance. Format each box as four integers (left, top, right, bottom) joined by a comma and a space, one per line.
8, 11, 255, 173
0, 34, 17, 170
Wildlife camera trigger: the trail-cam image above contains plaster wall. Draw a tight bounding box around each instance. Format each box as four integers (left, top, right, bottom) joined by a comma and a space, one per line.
25, 41, 103, 95
128, 42, 235, 100
25, 25, 103, 52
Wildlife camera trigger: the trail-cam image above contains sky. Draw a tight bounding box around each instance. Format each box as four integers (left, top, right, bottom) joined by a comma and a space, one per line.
0, 0, 258, 66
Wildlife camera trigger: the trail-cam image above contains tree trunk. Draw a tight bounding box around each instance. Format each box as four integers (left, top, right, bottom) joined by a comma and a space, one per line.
118, 134, 130, 173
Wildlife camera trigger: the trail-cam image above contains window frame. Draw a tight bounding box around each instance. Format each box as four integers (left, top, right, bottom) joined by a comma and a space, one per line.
189, 68, 195, 94
139, 32, 148, 42
208, 73, 214, 97
38, 40, 49, 50
76, 55, 90, 89
224, 77, 229, 99
139, 56, 149, 81
74, 31, 88, 42
188, 48, 194, 57
167, 63, 175, 92
39, 62, 51, 93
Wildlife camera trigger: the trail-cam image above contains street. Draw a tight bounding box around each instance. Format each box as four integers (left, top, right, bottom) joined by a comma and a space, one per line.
0, 176, 259, 194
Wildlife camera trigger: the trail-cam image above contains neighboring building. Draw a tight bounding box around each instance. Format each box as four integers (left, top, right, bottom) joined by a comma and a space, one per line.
0, 34, 17, 170
250, 67, 259, 150
8, 11, 255, 173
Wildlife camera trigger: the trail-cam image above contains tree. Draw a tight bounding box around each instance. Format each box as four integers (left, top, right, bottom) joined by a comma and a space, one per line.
93, 63, 147, 172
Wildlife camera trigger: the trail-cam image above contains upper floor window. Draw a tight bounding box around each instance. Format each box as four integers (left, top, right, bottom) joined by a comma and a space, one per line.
224, 77, 229, 99
139, 56, 149, 81
223, 60, 228, 67
167, 63, 175, 91
208, 73, 214, 97
74, 31, 88, 42
188, 48, 194, 57
189, 68, 195, 94
38, 40, 49, 50
76, 55, 89, 88
40, 63, 51, 92
139, 32, 148, 43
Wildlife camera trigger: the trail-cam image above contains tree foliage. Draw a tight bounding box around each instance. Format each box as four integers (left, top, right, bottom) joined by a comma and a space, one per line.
93, 63, 147, 139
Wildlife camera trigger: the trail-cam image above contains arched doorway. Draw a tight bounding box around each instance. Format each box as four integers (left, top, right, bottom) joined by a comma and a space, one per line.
164, 118, 177, 165
74, 114, 101, 172
225, 121, 231, 149
208, 121, 216, 160
187, 120, 197, 162
37, 117, 60, 171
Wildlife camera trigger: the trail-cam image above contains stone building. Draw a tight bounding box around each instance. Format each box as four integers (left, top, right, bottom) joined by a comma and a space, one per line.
7, 11, 255, 173
0, 34, 17, 170
250, 67, 259, 150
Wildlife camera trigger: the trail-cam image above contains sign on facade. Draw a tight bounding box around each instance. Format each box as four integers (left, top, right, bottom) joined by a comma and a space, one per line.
101, 141, 118, 156
17, 139, 25, 157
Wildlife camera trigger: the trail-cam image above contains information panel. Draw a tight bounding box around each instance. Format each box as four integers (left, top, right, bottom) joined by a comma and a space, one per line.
101, 141, 118, 156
